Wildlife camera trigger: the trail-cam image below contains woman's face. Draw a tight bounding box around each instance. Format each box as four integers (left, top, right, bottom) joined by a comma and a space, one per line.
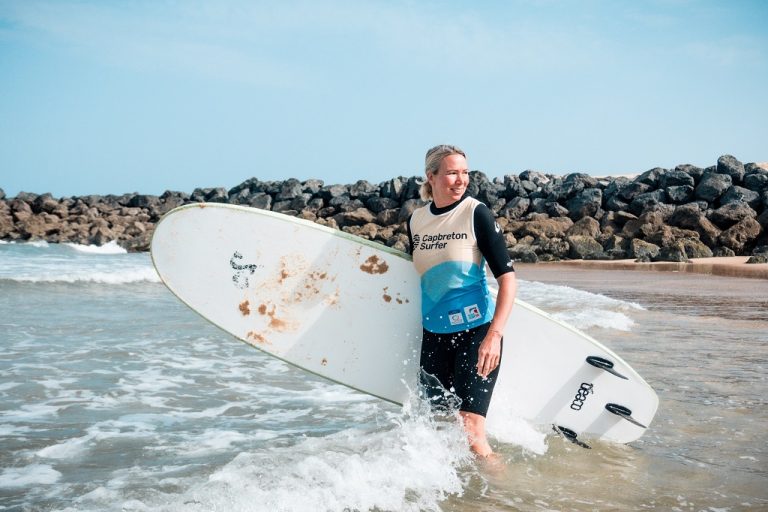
428, 153, 469, 207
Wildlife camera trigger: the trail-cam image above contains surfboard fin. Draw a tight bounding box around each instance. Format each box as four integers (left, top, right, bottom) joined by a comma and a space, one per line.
605, 403, 647, 429
553, 425, 591, 449
586, 356, 629, 380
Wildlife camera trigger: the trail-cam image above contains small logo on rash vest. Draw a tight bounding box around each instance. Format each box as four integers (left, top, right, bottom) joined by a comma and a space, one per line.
448, 310, 464, 325
464, 304, 482, 322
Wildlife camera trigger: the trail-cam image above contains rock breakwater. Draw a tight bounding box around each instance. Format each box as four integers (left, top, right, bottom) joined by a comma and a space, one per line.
2, 154, 767, 263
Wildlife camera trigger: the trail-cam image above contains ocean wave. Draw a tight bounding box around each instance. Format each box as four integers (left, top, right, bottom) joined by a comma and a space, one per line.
2, 268, 161, 285
64, 241, 128, 255
518, 280, 644, 332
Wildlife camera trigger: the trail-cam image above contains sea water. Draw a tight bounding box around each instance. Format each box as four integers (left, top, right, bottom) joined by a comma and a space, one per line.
1, 241, 766, 511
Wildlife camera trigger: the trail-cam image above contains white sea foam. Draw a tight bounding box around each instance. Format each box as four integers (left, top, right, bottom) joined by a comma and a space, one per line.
0, 464, 62, 488
518, 280, 644, 332
64, 240, 128, 254
486, 406, 548, 455
169, 405, 471, 512
8, 267, 161, 284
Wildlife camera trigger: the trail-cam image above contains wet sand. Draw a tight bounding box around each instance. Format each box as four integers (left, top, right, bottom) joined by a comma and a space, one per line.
530, 257, 768, 280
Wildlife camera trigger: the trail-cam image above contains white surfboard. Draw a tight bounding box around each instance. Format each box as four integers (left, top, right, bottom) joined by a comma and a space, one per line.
151, 203, 658, 445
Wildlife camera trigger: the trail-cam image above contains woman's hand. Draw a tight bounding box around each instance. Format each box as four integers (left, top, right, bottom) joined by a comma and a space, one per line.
477, 330, 503, 379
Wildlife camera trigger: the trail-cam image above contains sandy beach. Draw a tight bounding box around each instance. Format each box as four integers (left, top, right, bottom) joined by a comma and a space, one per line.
532, 256, 768, 280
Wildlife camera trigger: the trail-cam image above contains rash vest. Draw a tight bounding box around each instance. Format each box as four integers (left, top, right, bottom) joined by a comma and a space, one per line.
409, 197, 494, 334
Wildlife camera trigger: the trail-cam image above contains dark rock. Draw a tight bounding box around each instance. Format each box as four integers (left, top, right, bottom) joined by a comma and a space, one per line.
248, 193, 272, 210
275, 179, 303, 201
536, 238, 569, 259
618, 181, 652, 202
319, 184, 349, 202
545, 201, 569, 218
567, 217, 601, 238
332, 197, 365, 212
758, 209, 768, 230
717, 217, 761, 253
717, 154, 745, 184
636, 167, 665, 187
744, 172, 768, 192
548, 173, 597, 202
380, 178, 404, 200
567, 235, 604, 259
622, 210, 665, 239
720, 186, 761, 210
205, 188, 229, 203
629, 190, 666, 215
128, 194, 161, 209
0, 188, 4, 200
349, 180, 379, 200
228, 188, 252, 204
695, 172, 732, 202
675, 164, 705, 184
517, 217, 574, 239
271, 201, 295, 214
519, 170, 550, 186
566, 188, 602, 220
605, 195, 629, 212
629, 239, 661, 261
32, 194, 60, 215
654, 242, 689, 262
334, 208, 376, 228
503, 175, 524, 199
302, 179, 324, 195
713, 246, 736, 257
747, 254, 768, 264
646, 225, 699, 248
510, 244, 538, 263
661, 169, 695, 189
501, 197, 530, 219
401, 177, 422, 201
398, 198, 426, 223
376, 209, 400, 226
665, 185, 694, 204
190, 188, 209, 202
366, 197, 400, 214
519, 180, 538, 196
682, 239, 713, 259
15, 192, 38, 203
709, 201, 757, 229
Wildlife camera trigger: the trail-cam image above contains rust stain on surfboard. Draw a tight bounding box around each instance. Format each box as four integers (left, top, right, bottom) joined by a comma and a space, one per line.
246, 331, 270, 345
257, 302, 296, 331
239, 300, 251, 316
360, 255, 389, 274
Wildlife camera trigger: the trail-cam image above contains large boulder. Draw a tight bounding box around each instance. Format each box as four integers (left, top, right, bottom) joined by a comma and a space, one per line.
629, 190, 666, 215
717, 217, 761, 254
567, 235, 604, 259
717, 154, 746, 185
629, 239, 661, 261
661, 169, 695, 189
709, 201, 757, 229
695, 172, 732, 203
566, 188, 602, 220
501, 197, 531, 220
720, 186, 761, 210
666, 185, 694, 204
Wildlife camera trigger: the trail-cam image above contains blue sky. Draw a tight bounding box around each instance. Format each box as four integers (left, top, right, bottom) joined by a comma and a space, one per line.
1, 0, 766, 197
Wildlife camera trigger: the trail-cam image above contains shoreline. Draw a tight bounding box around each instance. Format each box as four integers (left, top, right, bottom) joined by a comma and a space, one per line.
527, 256, 768, 280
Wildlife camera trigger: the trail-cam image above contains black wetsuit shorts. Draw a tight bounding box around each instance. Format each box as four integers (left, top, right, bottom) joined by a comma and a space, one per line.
419, 322, 502, 417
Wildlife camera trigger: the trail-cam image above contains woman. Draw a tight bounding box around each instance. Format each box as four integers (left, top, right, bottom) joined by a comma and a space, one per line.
407, 144, 517, 457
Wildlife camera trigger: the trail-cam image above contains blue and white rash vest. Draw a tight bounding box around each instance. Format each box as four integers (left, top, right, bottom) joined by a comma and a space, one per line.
409, 196, 505, 334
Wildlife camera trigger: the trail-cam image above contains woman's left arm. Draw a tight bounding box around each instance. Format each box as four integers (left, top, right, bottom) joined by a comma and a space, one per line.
476, 271, 517, 379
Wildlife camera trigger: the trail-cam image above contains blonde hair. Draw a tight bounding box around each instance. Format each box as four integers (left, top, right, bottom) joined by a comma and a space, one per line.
419, 144, 467, 201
